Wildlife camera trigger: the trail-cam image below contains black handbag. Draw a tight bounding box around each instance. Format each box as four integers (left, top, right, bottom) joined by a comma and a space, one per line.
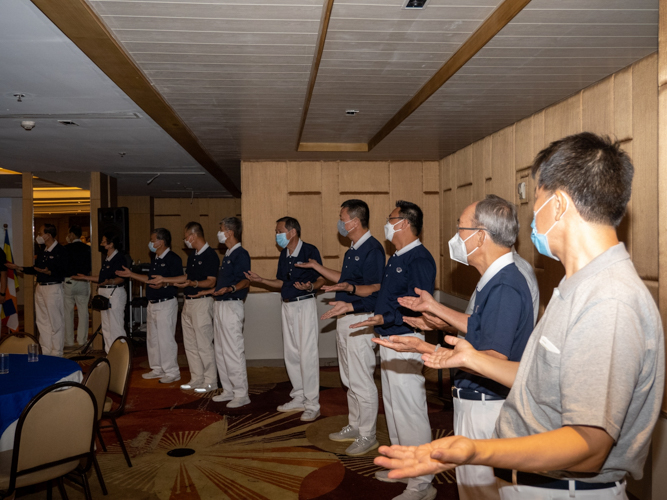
91, 286, 118, 311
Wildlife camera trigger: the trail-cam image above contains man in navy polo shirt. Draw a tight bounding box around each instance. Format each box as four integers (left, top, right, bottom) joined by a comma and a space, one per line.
296, 199, 385, 456
245, 217, 325, 421
118, 228, 183, 384
351, 200, 437, 500
148, 222, 220, 394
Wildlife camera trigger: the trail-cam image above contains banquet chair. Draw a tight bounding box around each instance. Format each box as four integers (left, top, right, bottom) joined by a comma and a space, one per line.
0, 333, 40, 355
100, 337, 133, 468
0, 382, 97, 500
82, 357, 111, 495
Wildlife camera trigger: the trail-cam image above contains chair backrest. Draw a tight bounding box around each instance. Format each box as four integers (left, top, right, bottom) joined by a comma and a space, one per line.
0, 333, 40, 354
9, 382, 96, 492
83, 357, 111, 421
106, 336, 132, 412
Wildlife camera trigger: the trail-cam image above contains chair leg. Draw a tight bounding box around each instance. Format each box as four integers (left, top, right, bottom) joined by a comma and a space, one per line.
92, 454, 108, 495
80, 470, 93, 500
110, 416, 132, 467
97, 427, 107, 452
47, 480, 53, 500
57, 477, 69, 500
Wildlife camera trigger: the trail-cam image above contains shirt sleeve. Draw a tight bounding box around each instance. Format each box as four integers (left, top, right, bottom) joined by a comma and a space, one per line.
276, 253, 287, 281
205, 251, 220, 278
234, 252, 251, 284
307, 246, 323, 283
470, 283, 524, 357
356, 247, 385, 313
559, 300, 645, 441
168, 254, 184, 277
393, 256, 436, 326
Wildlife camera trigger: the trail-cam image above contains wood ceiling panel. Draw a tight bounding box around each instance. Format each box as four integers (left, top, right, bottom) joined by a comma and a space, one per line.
124, 42, 317, 56
92, 2, 323, 19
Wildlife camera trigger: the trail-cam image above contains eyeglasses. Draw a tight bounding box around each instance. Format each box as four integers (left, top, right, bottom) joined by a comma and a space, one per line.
386, 217, 404, 224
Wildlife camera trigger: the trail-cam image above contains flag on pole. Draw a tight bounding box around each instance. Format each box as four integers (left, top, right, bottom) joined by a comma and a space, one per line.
1, 226, 19, 332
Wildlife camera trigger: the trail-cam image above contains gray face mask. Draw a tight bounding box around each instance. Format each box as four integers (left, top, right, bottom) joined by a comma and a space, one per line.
337, 219, 354, 237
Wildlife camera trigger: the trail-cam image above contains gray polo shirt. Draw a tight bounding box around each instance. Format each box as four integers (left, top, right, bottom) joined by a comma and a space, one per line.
495, 243, 665, 483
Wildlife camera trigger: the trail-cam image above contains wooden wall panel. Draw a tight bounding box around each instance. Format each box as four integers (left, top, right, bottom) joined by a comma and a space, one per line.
544, 94, 582, 144
287, 161, 322, 193
441, 189, 454, 292
440, 156, 452, 191
532, 110, 546, 155
515, 168, 534, 266
322, 162, 341, 257
615, 66, 633, 142
248, 258, 280, 292
423, 161, 439, 193
288, 194, 323, 253
454, 146, 473, 188
515, 117, 534, 169
491, 125, 515, 202
423, 193, 441, 287
242, 162, 288, 257
472, 138, 491, 202
363, 193, 392, 256
390, 162, 423, 208
582, 76, 614, 136
339, 161, 389, 193
617, 141, 633, 257
632, 54, 659, 280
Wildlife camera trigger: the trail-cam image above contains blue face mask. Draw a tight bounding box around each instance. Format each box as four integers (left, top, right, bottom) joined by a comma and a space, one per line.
337, 218, 355, 238
530, 194, 568, 261
276, 232, 290, 249
148, 241, 157, 253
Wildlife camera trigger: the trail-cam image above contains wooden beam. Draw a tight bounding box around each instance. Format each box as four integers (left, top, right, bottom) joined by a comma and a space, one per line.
298, 142, 368, 152
295, 0, 336, 149
30, 0, 241, 198
367, 0, 532, 152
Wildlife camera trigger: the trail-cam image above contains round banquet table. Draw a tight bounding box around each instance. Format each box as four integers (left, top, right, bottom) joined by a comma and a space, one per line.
0, 354, 83, 451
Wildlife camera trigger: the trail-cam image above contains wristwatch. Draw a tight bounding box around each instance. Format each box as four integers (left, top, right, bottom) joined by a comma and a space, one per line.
231, 285, 236, 293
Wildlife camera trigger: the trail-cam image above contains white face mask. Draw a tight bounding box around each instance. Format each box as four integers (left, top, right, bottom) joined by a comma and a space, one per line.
384, 219, 404, 242
184, 238, 193, 249
36, 235, 45, 245
448, 231, 479, 266
217, 230, 227, 244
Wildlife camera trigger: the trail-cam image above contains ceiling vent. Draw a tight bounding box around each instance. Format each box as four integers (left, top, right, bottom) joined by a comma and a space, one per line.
345, 110, 360, 116
405, 0, 428, 8
58, 120, 79, 126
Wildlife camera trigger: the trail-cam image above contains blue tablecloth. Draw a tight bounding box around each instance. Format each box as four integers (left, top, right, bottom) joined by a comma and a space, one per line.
0, 354, 82, 437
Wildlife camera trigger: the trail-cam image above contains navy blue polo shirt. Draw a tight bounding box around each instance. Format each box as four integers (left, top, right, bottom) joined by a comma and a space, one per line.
454, 262, 534, 398
276, 240, 322, 301
147, 249, 183, 301
336, 232, 385, 313
31, 242, 67, 283
215, 243, 251, 301
184, 245, 220, 296
99, 251, 126, 283
375, 241, 436, 337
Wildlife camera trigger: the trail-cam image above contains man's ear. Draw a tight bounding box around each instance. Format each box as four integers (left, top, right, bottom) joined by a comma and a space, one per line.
476, 229, 486, 247
554, 191, 570, 221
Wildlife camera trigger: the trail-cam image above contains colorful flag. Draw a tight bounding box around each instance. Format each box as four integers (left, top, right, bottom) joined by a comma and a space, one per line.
1, 228, 19, 332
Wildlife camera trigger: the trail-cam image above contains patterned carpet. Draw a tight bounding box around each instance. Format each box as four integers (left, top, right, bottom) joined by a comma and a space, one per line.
17, 341, 458, 500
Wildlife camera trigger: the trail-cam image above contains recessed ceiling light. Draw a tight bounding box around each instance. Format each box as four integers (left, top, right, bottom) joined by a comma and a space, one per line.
404, 0, 428, 8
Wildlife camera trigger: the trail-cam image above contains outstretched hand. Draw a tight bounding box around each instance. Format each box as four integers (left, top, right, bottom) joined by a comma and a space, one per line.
244, 270, 263, 283
321, 282, 352, 293
294, 281, 313, 291
350, 314, 384, 329
372, 335, 432, 354
421, 335, 476, 370
397, 288, 437, 314
116, 266, 131, 278
320, 301, 353, 320
294, 259, 319, 269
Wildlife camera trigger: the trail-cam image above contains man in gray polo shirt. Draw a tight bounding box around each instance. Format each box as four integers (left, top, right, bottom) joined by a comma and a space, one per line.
373, 132, 665, 500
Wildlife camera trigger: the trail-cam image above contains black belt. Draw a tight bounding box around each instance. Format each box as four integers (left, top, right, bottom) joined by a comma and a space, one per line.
38, 282, 61, 286
99, 285, 120, 289
451, 387, 505, 401
149, 297, 176, 304
283, 294, 314, 303
185, 295, 206, 300
494, 469, 618, 491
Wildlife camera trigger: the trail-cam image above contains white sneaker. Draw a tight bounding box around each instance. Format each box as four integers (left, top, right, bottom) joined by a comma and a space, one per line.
159, 374, 181, 384
300, 409, 320, 422
329, 425, 359, 442
142, 371, 164, 380
276, 400, 306, 412
194, 384, 217, 393
374, 470, 409, 484
345, 436, 379, 456
392, 486, 437, 500
226, 396, 251, 408
180, 380, 203, 390
212, 392, 234, 403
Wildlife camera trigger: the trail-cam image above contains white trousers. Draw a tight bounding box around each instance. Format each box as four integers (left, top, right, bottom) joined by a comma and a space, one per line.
281, 298, 320, 411
336, 313, 377, 436
214, 300, 248, 397
146, 298, 179, 377
35, 283, 65, 357
380, 337, 433, 492
498, 479, 627, 500
64, 280, 90, 345
182, 297, 217, 386
99, 286, 127, 353
454, 394, 504, 500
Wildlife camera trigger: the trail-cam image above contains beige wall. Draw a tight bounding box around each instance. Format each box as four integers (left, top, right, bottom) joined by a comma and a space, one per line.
240, 160, 441, 291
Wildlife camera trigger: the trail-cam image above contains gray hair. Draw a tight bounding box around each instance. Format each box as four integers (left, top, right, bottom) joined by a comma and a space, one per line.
221, 217, 242, 240
472, 195, 519, 248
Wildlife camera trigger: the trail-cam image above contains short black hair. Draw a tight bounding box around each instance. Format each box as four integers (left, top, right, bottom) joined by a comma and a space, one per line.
396, 200, 423, 236
184, 221, 204, 238
151, 227, 171, 248
221, 217, 243, 240
531, 132, 633, 227
102, 230, 122, 250
69, 225, 82, 238
341, 199, 370, 229
276, 216, 301, 237
43, 224, 56, 238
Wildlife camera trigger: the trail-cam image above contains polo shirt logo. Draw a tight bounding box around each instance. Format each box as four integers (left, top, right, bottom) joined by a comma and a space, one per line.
161, 263, 165, 267
355, 256, 360, 261
396, 267, 402, 273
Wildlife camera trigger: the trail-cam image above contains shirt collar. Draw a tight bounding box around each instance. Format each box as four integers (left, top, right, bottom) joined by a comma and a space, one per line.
226, 242, 241, 256
351, 230, 372, 250
476, 251, 514, 292
71, 239, 81, 243
287, 239, 303, 258
196, 243, 209, 255
394, 238, 421, 257
45, 240, 58, 252
156, 247, 170, 259
557, 243, 630, 299
106, 250, 118, 261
